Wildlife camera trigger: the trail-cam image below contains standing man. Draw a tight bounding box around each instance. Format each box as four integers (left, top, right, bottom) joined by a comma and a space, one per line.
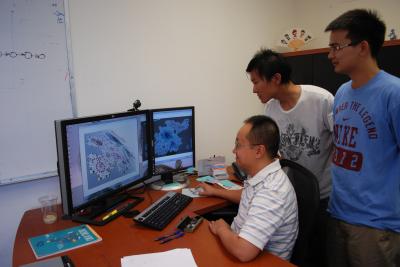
198, 115, 298, 262
246, 49, 334, 266
325, 9, 400, 267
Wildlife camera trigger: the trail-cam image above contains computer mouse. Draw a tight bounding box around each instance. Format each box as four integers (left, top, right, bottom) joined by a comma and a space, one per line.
196, 187, 204, 193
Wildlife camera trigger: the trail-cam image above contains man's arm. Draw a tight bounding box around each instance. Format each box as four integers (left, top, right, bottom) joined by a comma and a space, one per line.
209, 219, 261, 262
324, 92, 334, 132
198, 183, 242, 204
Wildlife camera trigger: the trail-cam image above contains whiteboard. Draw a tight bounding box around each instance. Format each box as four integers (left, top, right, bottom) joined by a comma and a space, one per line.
0, 0, 75, 185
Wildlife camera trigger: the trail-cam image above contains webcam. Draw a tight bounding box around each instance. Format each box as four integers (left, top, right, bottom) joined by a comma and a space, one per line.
128, 99, 141, 112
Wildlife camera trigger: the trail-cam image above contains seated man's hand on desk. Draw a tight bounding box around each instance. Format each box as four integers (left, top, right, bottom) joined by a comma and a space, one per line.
197, 183, 217, 197
209, 218, 261, 262
197, 183, 242, 204
209, 218, 230, 235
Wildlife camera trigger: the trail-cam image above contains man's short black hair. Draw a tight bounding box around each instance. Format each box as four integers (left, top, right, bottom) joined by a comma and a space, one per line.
244, 115, 280, 158
246, 49, 292, 84
325, 9, 386, 58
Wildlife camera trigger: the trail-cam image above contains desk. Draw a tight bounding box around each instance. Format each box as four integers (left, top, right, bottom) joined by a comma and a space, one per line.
13, 179, 296, 267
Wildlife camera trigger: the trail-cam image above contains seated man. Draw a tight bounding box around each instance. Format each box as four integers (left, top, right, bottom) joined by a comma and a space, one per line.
199, 115, 298, 262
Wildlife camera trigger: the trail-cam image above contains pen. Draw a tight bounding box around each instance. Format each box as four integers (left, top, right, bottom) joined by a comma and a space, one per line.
61, 255, 74, 267
160, 231, 185, 244
102, 209, 118, 221
155, 229, 183, 241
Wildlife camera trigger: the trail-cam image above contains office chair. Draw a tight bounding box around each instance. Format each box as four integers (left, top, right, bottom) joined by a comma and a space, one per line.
201, 203, 238, 224
280, 159, 320, 267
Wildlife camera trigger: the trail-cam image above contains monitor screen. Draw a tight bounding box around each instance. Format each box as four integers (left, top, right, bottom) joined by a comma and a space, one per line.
152, 107, 195, 177
55, 110, 151, 216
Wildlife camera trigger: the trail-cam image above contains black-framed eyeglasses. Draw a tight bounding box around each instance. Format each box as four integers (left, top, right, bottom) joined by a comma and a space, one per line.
328, 41, 360, 52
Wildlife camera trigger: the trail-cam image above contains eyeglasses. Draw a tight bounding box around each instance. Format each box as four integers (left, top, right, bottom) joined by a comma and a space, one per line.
328, 41, 360, 52
234, 141, 262, 150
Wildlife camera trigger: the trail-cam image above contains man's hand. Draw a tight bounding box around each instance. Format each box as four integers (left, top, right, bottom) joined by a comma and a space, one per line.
197, 182, 242, 204
209, 219, 230, 235
208, 218, 261, 262
197, 183, 217, 197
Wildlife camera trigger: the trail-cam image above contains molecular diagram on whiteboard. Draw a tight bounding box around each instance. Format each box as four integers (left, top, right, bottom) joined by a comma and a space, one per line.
0, 51, 46, 60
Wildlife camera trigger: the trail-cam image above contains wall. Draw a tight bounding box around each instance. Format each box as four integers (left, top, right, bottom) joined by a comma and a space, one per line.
292, 0, 400, 49
0, 1, 295, 266
0, 177, 60, 266
68, 0, 298, 163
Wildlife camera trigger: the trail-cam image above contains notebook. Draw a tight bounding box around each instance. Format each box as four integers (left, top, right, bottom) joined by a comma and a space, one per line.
28, 224, 102, 259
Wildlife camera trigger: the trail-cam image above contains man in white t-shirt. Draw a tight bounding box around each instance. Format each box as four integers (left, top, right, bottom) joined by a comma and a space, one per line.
198, 115, 298, 262
246, 49, 334, 267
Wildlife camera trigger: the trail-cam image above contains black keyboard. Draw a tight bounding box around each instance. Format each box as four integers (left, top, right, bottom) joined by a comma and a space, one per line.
133, 192, 193, 230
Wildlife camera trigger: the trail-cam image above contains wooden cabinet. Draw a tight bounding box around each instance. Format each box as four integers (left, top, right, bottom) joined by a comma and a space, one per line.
284, 40, 400, 95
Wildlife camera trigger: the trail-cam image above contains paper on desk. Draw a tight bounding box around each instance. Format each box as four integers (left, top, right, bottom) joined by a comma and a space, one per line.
121, 248, 197, 267
216, 179, 243, 190
196, 175, 216, 183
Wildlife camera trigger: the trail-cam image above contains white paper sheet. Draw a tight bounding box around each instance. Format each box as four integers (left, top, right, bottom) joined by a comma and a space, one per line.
121, 248, 197, 267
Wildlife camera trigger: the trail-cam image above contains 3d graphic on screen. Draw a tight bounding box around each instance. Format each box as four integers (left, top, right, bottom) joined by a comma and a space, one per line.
55, 111, 151, 219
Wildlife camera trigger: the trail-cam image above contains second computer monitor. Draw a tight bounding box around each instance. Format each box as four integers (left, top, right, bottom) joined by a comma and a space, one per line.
151, 106, 195, 183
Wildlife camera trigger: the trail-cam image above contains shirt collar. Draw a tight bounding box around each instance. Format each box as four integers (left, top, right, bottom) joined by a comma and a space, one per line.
245, 159, 281, 187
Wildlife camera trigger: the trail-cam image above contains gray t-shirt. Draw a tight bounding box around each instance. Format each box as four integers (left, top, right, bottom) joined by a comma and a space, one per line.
265, 85, 333, 199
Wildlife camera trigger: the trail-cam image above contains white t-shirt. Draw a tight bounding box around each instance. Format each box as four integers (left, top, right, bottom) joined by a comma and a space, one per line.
265, 85, 333, 199
231, 160, 298, 260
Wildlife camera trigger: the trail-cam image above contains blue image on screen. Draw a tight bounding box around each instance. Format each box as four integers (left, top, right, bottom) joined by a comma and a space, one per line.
154, 116, 192, 157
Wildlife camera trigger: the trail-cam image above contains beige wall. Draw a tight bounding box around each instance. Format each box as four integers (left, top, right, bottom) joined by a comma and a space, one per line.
68, 0, 297, 163
292, 0, 400, 49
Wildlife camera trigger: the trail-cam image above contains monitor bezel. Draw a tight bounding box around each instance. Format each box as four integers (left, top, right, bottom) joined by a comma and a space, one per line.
55, 110, 152, 216
150, 106, 195, 177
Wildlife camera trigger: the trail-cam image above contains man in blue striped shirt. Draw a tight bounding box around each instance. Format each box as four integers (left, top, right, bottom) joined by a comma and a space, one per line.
199, 115, 298, 262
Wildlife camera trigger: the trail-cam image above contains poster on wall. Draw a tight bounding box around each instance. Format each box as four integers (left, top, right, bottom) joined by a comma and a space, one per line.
278, 27, 313, 51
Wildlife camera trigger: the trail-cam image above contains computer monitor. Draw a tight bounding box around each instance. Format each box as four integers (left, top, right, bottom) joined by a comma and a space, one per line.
151, 106, 195, 190
55, 110, 151, 219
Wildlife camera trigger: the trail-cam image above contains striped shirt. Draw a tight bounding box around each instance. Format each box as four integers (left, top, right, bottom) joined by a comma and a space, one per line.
231, 160, 298, 260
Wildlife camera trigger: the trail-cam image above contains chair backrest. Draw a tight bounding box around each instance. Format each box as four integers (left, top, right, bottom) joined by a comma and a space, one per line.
280, 159, 320, 266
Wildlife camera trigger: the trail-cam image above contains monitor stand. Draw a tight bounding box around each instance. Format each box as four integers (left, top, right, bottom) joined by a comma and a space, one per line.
150, 172, 190, 191
67, 193, 143, 226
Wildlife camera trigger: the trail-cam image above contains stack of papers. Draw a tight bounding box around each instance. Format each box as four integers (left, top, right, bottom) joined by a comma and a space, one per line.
197, 156, 225, 176
121, 248, 197, 267
212, 163, 228, 179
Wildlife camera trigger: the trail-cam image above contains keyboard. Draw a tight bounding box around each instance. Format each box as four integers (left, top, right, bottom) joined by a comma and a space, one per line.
133, 191, 193, 230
